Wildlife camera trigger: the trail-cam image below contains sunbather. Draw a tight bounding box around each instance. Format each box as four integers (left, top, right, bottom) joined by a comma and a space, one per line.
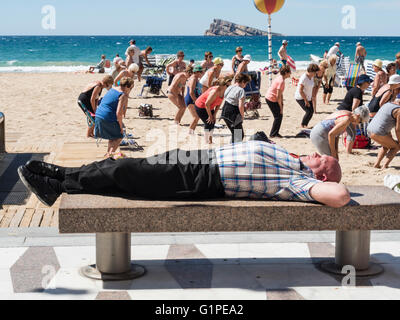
87, 55, 106, 73
166, 51, 187, 86
201, 52, 214, 71
138, 46, 153, 82
199, 57, 224, 93
114, 63, 138, 87
185, 65, 204, 135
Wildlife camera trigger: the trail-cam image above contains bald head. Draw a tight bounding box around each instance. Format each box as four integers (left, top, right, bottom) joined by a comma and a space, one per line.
301, 153, 342, 183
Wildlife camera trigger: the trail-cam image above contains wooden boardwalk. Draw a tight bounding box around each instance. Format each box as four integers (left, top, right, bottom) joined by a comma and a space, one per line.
1, 138, 141, 228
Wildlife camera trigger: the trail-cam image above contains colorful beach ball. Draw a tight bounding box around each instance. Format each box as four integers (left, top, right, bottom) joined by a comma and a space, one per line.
253, 0, 285, 15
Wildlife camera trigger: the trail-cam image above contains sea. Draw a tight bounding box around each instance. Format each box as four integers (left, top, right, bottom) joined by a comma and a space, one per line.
0, 35, 399, 73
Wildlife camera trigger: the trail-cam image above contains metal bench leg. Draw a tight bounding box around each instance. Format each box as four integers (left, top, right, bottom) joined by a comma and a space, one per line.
80, 233, 146, 281
320, 231, 384, 277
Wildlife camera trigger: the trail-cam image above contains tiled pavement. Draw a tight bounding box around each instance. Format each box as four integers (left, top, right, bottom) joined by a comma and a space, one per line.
2, 230, 400, 300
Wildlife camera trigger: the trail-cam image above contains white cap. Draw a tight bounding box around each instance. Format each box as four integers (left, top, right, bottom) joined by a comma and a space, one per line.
356, 42, 361, 46
243, 55, 252, 61
388, 74, 400, 85
282, 40, 288, 44
335, 42, 340, 46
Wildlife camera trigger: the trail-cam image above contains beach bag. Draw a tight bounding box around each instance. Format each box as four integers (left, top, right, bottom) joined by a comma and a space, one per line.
249, 131, 275, 145
146, 77, 163, 95
343, 128, 371, 149
139, 104, 153, 118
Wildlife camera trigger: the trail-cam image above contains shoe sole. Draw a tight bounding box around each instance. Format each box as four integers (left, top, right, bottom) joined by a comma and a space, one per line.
17, 166, 52, 207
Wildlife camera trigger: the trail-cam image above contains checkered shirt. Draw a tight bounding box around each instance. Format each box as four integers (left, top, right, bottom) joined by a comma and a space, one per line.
215, 141, 321, 202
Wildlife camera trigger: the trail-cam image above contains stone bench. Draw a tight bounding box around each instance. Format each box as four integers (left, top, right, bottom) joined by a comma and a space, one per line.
59, 186, 400, 281
0, 112, 5, 153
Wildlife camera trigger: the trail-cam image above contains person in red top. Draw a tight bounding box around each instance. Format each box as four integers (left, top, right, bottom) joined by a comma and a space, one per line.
265, 66, 292, 138
195, 76, 233, 144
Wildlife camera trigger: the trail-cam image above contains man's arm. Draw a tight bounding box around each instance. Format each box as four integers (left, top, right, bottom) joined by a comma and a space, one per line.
309, 182, 351, 208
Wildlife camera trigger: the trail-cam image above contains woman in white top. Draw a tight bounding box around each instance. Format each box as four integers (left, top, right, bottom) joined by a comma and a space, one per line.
295, 64, 320, 128
199, 57, 224, 93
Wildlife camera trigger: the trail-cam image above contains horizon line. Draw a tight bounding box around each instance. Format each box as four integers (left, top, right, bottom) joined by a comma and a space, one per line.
1, 34, 400, 38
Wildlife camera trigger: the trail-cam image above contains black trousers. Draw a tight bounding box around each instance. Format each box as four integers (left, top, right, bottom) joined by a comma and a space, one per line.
296, 99, 314, 127
266, 99, 283, 137
195, 106, 215, 131
62, 149, 225, 200
221, 102, 244, 143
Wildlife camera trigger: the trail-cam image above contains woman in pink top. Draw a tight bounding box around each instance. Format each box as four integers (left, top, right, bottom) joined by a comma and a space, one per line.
195, 76, 233, 144
265, 66, 292, 138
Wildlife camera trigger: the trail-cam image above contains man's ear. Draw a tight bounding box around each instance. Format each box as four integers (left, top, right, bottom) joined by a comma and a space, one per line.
316, 173, 328, 182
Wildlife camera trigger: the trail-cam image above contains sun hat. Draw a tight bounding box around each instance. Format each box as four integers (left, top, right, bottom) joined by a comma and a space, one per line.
128, 63, 139, 73
213, 57, 224, 65
389, 74, 400, 85
193, 65, 203, 73
357, 74, 373, 85
354, 105, 370, 123
373, 59, 383, 69
243, 55, 252, 61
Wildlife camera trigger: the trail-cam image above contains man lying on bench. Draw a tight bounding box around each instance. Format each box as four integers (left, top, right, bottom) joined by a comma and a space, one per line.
18, 140, 350, 208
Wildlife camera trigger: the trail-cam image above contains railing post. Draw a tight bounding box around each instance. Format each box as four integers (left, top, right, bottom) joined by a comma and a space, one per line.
0, 112, 5, 153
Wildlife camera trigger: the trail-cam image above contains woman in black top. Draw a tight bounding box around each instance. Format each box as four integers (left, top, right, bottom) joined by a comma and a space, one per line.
337, 75, 373, 112
78, 75, 114, 138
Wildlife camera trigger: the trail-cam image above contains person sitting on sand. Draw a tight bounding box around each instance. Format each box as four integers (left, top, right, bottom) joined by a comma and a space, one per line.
78, 75, 114, 138
368, 101, 400, 169
166, 51, 187, 86
295, 63, 320, 129
195, 76, 233, 144
201, 52, 214, 72
185, 65, 204, 135
368, 75, 400, 117
322, 56, 337, 105
168, 65, 194, 125
231, 47, 244, 74
278, 40, 289, 66
372, 59, 388, 97
235, 55, 251, 78
199, 57, 224, 93
94, 77, 134, 159
114, 63, 138, 87
18, 140, 350, 209
312, 60, 329, 113
87, 55, 106, 73
310, 106, 370, 160
137, 46, 153, 82
220, 73, 251, 143
265, 66, 292, 138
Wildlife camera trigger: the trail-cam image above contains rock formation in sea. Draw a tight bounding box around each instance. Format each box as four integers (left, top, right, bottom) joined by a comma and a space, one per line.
205, 19, 283, 37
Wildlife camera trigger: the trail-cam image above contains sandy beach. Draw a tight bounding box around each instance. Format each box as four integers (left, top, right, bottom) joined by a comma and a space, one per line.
0, 71, 397, 186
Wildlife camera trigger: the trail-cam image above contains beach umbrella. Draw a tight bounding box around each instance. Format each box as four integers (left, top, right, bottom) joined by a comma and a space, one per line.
253, 0, 285, 83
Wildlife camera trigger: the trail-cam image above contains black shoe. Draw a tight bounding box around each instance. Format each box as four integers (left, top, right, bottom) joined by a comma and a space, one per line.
270, 134, 283, 138
17, 166, 60, 207
25, 160, 65, 180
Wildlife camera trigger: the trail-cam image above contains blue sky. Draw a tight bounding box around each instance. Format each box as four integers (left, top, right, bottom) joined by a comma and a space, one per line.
0, 0, 399, 36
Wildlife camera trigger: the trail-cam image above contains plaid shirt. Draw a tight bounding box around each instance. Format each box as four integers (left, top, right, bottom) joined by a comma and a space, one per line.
215, 141, 321, 202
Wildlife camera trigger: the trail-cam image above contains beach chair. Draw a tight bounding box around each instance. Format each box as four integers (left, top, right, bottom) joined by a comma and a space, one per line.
344, 63, 362, 89
365, 63, 376, 95
77, 100, 95, 128
336, 56, 351, 88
